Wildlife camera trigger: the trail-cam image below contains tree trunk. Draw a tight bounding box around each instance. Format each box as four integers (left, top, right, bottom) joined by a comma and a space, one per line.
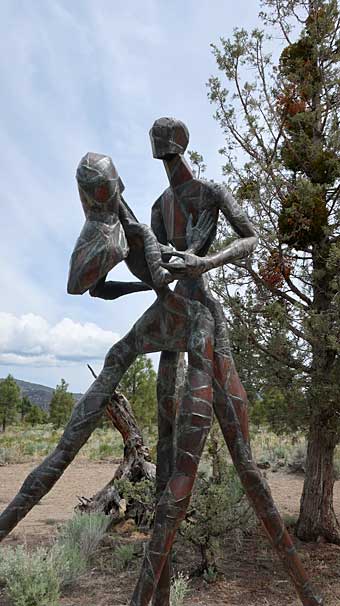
296, 410, 340, 544
77, 389, 155, 518
296, 240, 340, 544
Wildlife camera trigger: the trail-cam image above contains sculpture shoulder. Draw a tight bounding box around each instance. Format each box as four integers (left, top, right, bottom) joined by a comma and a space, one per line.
201, 181, 229, 207
203, 181, 257, 238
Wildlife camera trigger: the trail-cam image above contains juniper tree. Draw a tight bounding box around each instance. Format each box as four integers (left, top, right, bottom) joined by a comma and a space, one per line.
119, 355, 157, 430
0, 375, 20, 432
20, 395, 32, 422
208, 0, 340, 542
49, 379, 75, 429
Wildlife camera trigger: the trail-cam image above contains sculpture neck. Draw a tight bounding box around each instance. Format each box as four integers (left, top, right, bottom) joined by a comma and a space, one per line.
162, 155, 193, 188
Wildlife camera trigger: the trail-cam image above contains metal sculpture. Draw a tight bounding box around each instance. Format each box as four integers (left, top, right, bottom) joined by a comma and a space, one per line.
131, 118, 322, 606
0, 121, 322, 606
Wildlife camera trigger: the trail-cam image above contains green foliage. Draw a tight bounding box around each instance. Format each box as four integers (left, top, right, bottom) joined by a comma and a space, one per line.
0, 445, 23, 465
119, 355, 157, 429
0, 513, 110, 604
19, 395, 48, 426
251, 386, 307, 434
51, 542, 87, 589
170, 572, 190, 606
0, 425, 124, 464
251, 429, 306, 473
0, 375, 20, 431
114, 477, 155, 527
49, 378, 75, 428
236, 178, 260, 201
203, 566, 218, 584
276, 3, 340, 249
181, 463, 254, 572
56, 513, 109, 565
53, 513, 109, 586
25, 404, 48, 426
188, 150, 206, 178
280, 139, 340, 185
278, 181, 328, 248
0, 545, 60, 606
86, 427, 123, 461
208, 0, 340, 451
113, 543, 135, 571
279, 36, 320, 95
20, 395, 32, 421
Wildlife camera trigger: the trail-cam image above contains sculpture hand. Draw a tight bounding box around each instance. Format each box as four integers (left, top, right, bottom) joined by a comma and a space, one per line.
161, 251, 209, 279
186, 210, 215, 252
152, 268, 175, 287
159, 243, 176, 258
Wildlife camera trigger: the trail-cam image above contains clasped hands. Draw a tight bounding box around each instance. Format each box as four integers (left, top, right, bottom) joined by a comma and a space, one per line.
160, 210, 214, 280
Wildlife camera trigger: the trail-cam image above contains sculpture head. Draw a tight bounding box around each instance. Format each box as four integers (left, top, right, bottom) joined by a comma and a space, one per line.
68, 152, 129, 295
149, 117, 189, 159
76, 152, 124, 216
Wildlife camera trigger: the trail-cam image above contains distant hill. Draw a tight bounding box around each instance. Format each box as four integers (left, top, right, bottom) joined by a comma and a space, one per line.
0, 377, 82, 412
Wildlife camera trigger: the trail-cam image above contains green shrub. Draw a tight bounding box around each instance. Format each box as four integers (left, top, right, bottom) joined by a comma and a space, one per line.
0, 425, 127, 464
0, 514, 110, 602
52, 513, 110, 587
51, 542, 87, 588
287, 443, 307, 474
114, 478, 155, 527
85, 429, 123, 461
113, 543, 135, 571
181, 464, 255, 573
0, 545, 60, 606
251, 429, 305, 471
56, 513, 109, 563
170, 572, 190, 606
0, 445, 24, 465
203, 566, 218, 584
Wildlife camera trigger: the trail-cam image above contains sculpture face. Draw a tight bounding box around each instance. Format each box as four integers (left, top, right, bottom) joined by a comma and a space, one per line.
149, 117, 189, 159
76, 152, 122, 216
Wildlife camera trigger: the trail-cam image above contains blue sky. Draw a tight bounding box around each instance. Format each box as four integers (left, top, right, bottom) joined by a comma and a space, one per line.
0, 0, 261, 392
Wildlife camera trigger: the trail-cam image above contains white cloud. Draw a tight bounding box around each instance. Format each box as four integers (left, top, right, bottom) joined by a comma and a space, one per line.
0, 312, 118, 367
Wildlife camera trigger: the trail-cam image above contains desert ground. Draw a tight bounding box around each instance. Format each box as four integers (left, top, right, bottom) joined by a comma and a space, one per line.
1, 457, 340, 606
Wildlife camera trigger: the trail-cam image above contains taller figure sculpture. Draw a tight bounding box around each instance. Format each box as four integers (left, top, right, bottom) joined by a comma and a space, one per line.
131, 117, 322, 606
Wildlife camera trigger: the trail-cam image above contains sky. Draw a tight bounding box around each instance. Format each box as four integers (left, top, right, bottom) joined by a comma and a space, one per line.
0, 0, 262, 393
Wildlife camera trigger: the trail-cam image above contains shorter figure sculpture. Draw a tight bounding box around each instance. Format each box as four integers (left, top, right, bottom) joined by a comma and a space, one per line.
67, 151, 174, 297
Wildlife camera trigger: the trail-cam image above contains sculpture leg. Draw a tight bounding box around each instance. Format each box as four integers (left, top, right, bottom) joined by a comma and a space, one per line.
152, 351, 180, 606
0, 289, 210, 544
213, 355, 322, 606
130, 309, 215, 606
180, 282, 322, 605
196, 282, 250, 444
0, 335, 138, 542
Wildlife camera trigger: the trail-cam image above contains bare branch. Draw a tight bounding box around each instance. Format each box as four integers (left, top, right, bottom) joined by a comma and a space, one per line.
87, 364, 98, 380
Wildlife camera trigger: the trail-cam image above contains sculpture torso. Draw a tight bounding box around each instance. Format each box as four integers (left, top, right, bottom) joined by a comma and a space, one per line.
159, 180, 218, 254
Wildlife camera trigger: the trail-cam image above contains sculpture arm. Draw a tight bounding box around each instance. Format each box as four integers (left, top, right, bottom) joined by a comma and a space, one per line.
204, 185, 258, 268
217, 184, 257, 238
151, 198, 168, 246
162, 185, 258, 278
89, 275, 151, 300
119, 196, 173, 288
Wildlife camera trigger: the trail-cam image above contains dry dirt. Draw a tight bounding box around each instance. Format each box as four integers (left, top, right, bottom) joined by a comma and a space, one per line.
1, 460, 340, 606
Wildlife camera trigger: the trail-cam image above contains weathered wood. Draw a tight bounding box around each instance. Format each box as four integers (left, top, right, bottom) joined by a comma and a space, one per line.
77, 369, 155, 518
